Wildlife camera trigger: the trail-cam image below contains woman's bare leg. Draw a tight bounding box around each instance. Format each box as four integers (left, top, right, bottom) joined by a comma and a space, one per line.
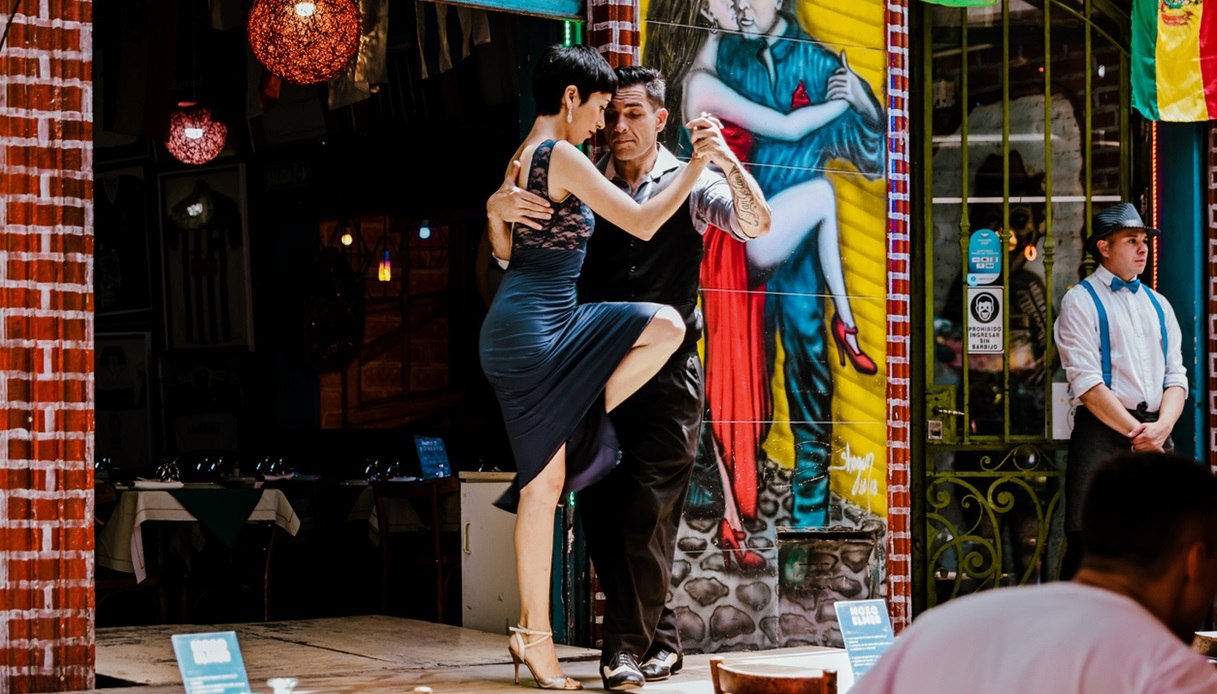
744, 178, 832, 281
744, 178, 862, 350
604, 305, 685, 412
812, 186, 860, 337
513, 445, 569, 680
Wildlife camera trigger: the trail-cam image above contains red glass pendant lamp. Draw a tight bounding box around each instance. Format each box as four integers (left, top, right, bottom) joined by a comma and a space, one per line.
165, 102, 227, 165
247, 0, 362, 85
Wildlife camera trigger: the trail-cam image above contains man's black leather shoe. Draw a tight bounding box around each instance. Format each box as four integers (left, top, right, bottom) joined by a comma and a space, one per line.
640, 649, 683, 681
600, 650, 645, 691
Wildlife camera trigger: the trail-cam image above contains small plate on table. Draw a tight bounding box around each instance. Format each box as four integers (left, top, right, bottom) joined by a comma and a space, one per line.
132, 479, 185, 490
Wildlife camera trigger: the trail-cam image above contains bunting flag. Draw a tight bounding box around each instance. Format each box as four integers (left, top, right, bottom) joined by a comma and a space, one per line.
1131, 0, 1217, 121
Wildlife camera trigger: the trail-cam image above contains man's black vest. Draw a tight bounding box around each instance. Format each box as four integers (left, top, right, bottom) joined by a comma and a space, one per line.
577, 200, 705, 353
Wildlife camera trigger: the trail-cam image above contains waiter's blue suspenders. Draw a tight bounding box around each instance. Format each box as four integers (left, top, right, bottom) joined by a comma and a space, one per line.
1079, 278, 1168, 389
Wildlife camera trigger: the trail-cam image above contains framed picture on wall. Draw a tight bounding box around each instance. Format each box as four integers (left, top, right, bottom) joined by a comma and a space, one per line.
158, 164, 254, 350
95, 165, 153, 316
159, 352, 247, 455
95, 332, 154, 470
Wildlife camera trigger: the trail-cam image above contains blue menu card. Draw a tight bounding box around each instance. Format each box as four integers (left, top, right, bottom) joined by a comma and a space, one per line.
171, 631, 252, 694
415, 436, 451, 479
833, 599, 895, 679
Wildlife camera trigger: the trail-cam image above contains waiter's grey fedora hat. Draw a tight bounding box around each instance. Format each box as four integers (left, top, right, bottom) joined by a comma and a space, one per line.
1086, 202, 1159, 253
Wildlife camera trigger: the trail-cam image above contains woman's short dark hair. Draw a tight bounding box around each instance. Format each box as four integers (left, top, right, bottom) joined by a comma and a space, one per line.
532, 44, 617, 116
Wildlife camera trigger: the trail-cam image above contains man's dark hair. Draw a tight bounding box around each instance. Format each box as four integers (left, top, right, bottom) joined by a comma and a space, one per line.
532, 44, 618, 116
1082, 451, 1217, 576
614, 65, 666, 111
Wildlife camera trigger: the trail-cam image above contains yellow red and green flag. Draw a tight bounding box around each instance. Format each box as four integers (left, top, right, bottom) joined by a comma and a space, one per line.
1131, 0, 1217, 121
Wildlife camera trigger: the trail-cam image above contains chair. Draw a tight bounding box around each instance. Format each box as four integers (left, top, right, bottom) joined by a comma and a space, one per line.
258, 474, 348, 616
709, 656, 838, 694
371, 476, 461, 623
181, 493, 284, 623
94, 481, 170, 624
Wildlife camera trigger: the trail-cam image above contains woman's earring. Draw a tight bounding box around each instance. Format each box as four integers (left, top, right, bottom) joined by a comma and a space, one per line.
566, 106, 573, 124
709, 16, 719, 35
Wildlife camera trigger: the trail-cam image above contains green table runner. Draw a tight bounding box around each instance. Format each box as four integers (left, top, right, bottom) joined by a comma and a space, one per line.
169, 488, 265, 548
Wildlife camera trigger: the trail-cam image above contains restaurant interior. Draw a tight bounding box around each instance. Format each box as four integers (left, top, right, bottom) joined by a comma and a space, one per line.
91, 0, 563, 630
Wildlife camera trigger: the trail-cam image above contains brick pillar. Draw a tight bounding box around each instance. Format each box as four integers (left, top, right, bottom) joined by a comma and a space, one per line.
587, 0, 637, 67
0, 1, 96, 691
884, 0, 912, 632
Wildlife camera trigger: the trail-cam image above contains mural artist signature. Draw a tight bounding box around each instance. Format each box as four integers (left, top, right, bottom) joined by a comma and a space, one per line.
831, 442, 879, 509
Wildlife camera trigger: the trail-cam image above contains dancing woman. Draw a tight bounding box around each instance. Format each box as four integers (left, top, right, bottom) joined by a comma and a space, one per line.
480, 44, 717, 689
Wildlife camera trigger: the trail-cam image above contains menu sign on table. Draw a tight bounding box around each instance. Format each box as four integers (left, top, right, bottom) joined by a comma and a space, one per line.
172, 631, 252, 693
415, 435, 451, 479
833, 599, 895, 679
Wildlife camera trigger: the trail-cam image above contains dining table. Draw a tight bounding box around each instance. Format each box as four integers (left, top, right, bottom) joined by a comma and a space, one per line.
346, 478, 460, 539
95, 482, 301, 584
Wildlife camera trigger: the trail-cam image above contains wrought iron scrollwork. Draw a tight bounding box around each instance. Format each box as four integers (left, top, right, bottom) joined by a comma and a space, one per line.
926, 444, 1065, 607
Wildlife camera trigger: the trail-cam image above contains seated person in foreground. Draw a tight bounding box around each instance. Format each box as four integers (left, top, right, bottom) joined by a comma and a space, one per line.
853, 450, 1217, 694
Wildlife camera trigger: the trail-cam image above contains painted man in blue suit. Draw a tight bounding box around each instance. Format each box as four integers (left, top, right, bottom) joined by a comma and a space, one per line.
716, 0, 884, 527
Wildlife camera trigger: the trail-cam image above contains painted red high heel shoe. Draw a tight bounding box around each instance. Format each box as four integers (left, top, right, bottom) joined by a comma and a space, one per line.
717, 519, 766, 573
831, 314, 878, 375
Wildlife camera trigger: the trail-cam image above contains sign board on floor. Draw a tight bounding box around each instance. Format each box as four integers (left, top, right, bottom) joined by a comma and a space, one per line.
834, 599, 895, 679
172, 631, 252, 694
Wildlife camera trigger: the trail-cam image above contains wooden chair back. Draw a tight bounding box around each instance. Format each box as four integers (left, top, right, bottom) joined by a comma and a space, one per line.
709, 656, 838, 694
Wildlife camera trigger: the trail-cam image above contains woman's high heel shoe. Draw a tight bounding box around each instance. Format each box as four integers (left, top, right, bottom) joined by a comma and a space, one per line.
831, 314, 878, 375
508, 625, 582, 690
717, 519, 766, 573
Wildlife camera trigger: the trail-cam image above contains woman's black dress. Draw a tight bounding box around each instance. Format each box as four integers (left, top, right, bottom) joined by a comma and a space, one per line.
479, 140, 661, 511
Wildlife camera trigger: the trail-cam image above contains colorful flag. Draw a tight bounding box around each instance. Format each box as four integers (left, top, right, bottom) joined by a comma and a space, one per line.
1131, 0, 1217, 121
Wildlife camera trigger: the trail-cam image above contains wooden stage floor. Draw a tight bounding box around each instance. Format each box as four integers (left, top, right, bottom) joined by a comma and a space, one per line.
79, 615, 856, 693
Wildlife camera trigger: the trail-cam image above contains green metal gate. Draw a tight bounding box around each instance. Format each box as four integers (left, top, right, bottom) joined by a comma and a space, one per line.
915, 0, 1137, 613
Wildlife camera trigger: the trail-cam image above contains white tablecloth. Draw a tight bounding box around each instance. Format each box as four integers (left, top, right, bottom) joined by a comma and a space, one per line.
96, 485, 301, 583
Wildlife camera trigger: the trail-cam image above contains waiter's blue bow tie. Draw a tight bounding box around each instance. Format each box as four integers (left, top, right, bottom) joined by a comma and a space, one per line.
1111, 276, 1141, 293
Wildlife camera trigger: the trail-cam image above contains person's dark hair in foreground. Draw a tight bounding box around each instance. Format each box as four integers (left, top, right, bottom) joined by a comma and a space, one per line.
851, 451, 1217, 694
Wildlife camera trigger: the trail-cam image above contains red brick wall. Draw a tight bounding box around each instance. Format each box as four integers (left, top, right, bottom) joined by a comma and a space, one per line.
587, 0, 636, 66
0, 1, 96, 691
885, 0, 911, 632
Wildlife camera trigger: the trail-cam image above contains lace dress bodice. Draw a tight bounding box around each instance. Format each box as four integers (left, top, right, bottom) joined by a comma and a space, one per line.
512, 140, 595, 252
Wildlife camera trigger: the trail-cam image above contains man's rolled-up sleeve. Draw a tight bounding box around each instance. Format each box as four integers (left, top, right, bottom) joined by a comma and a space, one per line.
1054, 289, 1104, 402
1162, 296, 1189, 395
690, 170, 750, 240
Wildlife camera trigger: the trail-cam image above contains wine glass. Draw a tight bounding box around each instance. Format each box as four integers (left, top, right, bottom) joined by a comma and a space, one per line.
155, 457, 181, 482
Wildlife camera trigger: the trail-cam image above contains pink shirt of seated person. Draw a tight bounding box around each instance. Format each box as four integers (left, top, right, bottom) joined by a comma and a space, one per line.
852, 582, 1217, 694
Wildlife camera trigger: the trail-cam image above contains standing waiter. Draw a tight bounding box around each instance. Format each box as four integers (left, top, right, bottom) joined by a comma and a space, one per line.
488, 65, 770, 690
1054, 202, 1188, 578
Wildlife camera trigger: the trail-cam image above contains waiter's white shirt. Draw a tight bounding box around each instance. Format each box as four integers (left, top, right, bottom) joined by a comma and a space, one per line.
1054, 265, 1187, 411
